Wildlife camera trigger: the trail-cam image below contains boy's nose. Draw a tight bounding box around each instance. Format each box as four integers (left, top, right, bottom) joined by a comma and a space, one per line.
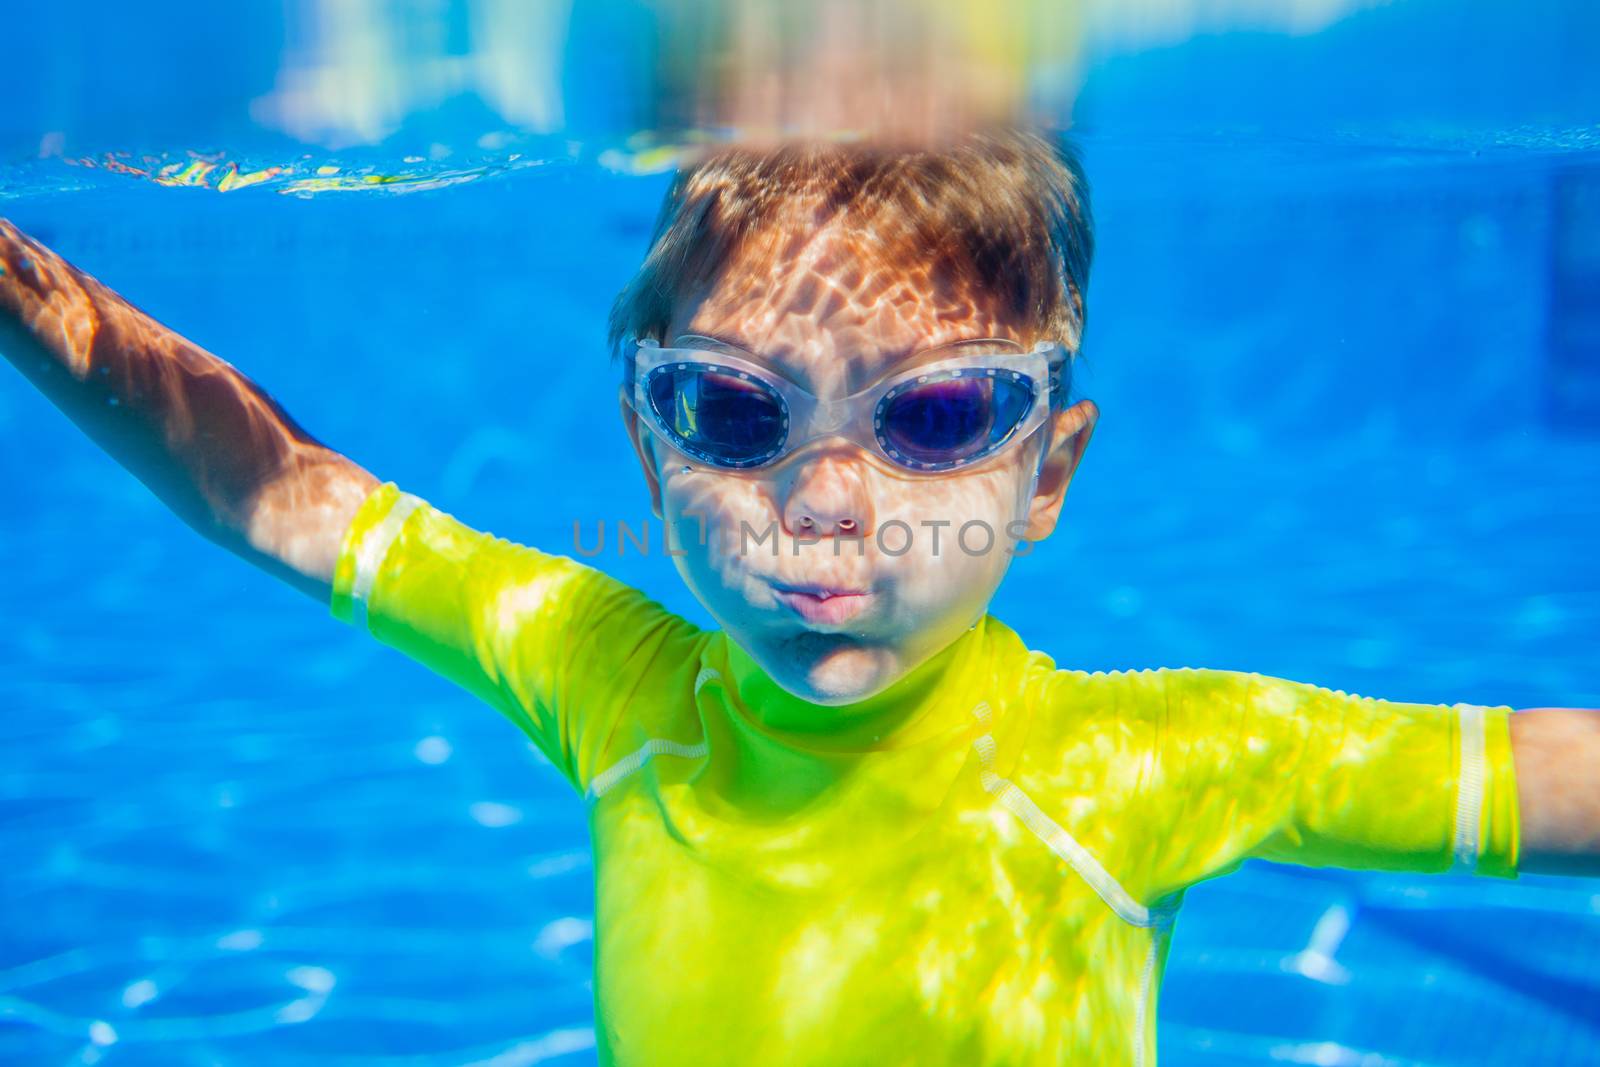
780, 454, 873, 539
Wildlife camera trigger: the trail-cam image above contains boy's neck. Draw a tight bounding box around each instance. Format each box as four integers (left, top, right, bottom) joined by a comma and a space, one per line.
721, 619, 993, 752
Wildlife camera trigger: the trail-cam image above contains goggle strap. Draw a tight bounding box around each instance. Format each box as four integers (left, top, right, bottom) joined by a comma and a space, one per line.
1048, 348, 1073, 408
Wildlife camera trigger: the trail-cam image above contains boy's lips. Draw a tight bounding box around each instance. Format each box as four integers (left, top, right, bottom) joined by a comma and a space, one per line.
770, 583, 873, 625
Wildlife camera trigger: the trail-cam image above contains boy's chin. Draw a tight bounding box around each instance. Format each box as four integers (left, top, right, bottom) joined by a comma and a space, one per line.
759, 631, 899, 706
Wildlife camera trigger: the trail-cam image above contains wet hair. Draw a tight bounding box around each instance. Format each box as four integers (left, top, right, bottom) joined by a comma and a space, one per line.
607, 127, 1094, 404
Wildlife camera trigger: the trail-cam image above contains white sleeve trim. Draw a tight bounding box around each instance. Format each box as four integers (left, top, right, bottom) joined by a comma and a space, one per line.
349, 491, 424, 631
1451, 701, 1489, 874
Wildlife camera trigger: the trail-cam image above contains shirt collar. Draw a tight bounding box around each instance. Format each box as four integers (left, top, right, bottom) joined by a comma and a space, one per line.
716, 617, 996, 754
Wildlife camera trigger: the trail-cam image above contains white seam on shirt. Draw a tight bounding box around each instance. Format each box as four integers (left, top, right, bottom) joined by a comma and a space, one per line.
584, 669, 719, 802
349, 491, 423, 631
586, 738, 710, 801
1133, 924, 1164, 1067
1452, 701, 1488, 874
970, 702, 1177, 930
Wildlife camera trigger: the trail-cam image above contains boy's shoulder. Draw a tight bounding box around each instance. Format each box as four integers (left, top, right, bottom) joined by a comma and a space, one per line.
984, 614, 1188, 726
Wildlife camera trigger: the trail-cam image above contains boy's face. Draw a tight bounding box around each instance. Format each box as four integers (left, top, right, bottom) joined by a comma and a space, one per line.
621, 219, 1098, 706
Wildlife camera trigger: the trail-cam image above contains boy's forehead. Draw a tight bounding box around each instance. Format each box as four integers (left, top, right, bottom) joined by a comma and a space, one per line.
668, 222, 1025, 396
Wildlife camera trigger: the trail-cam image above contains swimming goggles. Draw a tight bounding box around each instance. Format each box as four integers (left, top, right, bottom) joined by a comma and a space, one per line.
627, 336, 1069, 474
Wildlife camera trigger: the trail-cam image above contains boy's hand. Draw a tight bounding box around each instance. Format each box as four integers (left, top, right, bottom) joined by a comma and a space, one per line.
1512, 708, 1600, 875
0, 218, 379, 602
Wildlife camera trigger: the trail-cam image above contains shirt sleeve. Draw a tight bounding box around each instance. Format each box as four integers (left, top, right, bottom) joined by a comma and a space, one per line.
1148, 668, 1520, 894
327, 481, 705, 796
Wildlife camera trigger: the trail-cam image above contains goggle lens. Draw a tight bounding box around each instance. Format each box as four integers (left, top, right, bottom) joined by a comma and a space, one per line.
647, 364, 787, 466
877, 370, 1035, 469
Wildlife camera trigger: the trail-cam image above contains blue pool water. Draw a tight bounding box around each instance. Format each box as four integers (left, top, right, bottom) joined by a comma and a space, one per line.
3, 2, 1599, 1064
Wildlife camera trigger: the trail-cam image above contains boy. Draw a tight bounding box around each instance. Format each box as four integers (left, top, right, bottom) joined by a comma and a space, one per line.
2, 129, 1596, 1066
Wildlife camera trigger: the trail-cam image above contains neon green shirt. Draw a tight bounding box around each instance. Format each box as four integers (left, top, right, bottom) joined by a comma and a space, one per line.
329, 482, 1520, 1067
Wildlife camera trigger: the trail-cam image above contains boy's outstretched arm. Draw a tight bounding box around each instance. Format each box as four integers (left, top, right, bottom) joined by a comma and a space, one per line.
1512, 708, 1600, 875
0, 219, 380, 602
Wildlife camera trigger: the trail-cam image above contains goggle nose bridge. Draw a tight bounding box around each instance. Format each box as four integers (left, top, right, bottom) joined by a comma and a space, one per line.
806, 396, 856, 435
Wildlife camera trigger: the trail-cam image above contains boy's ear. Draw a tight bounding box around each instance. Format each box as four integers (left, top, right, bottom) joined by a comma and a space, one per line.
620, 386, 665, 520
1021, 398, 1098, 541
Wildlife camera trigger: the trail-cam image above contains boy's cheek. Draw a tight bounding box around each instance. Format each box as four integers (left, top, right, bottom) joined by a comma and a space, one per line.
896, 540, 1012, 607
660, 481, 770, 550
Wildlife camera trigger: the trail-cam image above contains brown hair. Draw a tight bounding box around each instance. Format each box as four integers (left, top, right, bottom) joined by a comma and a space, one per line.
608, 128, 1093, 402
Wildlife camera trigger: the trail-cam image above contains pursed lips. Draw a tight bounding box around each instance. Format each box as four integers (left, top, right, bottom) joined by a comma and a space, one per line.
769, 581, 874, 625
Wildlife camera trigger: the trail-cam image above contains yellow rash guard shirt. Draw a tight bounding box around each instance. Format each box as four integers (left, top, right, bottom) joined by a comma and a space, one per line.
328, 483, 1520, 1067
